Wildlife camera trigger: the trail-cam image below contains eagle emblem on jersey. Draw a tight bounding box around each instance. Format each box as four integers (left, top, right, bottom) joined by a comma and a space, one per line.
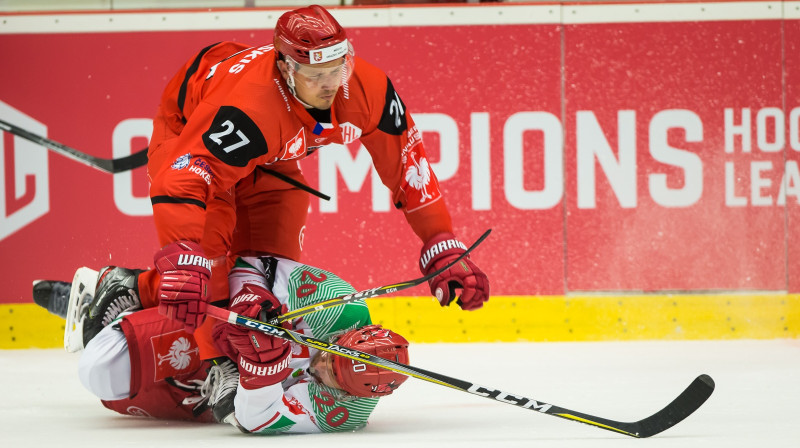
402, 149, 439, 212
339, 122, 362, 144
276, 127, 308, 161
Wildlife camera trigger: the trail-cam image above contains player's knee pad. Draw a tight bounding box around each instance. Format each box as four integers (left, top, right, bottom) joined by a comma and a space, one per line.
78, 325, 132, 401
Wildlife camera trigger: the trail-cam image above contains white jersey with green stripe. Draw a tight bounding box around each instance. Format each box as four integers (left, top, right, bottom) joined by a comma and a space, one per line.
229, 256, 380, 434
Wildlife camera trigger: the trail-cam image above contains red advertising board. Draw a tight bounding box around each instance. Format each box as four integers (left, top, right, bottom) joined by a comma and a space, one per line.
1, 4, 798, 305
0, 22, 564, 303
563, 19, 787, 291
785, 18, 800, 293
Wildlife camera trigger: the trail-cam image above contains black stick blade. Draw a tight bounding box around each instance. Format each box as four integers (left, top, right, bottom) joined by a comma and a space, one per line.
630, 374, 715, 438
551, 374, 714, 438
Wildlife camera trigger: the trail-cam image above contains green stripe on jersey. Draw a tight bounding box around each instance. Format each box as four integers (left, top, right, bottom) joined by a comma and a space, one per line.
254, 414, 296, 435
286, 265, 372, 340
307, 382, 379, 432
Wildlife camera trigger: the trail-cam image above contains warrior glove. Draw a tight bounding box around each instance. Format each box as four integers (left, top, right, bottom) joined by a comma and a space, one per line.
154, 240, 211, 334
214, 284, 292, 390
419, 232, 490, 311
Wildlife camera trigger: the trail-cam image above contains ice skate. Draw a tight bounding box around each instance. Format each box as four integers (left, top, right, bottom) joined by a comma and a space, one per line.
32, 279, 73, 319
80, 266, 144, 350
201, 357, 240, 425
62, 267, 100, 352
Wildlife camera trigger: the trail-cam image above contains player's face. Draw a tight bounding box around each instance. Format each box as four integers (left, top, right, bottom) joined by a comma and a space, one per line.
308, 349, 342, 390
292, 59, 346, 109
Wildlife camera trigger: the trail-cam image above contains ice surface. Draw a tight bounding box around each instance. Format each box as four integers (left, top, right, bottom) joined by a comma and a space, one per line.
2, 339, 798, 447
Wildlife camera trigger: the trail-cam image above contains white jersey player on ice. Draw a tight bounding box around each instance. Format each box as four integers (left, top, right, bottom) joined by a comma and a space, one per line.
33, 255, 410, 434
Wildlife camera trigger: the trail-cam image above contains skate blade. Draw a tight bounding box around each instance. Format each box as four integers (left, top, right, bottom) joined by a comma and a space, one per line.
64, 267, 99, 352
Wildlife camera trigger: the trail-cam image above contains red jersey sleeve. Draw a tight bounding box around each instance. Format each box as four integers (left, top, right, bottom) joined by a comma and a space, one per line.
353, 61, 453, 243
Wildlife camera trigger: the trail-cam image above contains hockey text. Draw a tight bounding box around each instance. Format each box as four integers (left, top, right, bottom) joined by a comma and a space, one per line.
177, 254, 211, 271
466, 384, 553, 413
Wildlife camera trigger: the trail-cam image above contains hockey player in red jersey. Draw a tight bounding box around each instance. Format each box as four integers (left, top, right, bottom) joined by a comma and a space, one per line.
140, 4, 490, 348
33, 2, 488, 428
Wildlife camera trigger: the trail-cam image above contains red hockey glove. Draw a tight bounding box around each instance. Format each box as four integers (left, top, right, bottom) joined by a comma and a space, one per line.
215, 284, 292, 390
419, 232, 490, 311
154, 240, 211, 334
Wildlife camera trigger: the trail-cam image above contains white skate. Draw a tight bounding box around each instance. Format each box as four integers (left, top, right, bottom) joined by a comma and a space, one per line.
64, 267, 99, 352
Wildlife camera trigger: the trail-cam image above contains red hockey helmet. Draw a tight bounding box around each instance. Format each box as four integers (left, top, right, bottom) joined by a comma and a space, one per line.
274, 5, 352, 65
311, 325, 410, 398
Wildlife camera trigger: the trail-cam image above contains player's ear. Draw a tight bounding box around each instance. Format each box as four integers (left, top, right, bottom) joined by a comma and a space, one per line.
276, 59, 290, 80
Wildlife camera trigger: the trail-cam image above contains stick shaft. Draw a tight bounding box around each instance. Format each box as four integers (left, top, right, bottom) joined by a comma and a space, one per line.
207, 304, 713, 438
272, 229, 491, 323
0, 119, 329, 200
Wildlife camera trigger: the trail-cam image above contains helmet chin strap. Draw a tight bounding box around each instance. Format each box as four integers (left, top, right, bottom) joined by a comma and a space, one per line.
294, 92, 314, 109
284, 73, 314, 109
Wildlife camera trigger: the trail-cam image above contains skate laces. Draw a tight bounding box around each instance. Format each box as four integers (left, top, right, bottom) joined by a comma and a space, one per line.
203, 360, 239, 406
166, 377, 209, 417
101, 289, 140, 327
73, 284, 95, 324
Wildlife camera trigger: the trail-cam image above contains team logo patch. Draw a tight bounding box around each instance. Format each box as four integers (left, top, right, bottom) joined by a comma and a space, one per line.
282, 395, 307, 416
277, 128, 308, 161
308, 40, 349, 64
151, 330, 202, 382
291, 340, 310, 359
339, 122, 362, 144
401, 147, 440, 212
171, 153, 191, 170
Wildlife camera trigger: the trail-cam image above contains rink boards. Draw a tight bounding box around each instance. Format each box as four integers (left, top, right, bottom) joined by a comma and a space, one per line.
3, 293, 798, 348
2, 2, 800, 347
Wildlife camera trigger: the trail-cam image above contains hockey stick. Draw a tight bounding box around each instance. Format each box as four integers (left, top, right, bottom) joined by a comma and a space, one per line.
257, 167, 331, 201
270, 228, 491, 324
0, 118, 146, 173
206, 304, 715, 438
0, 118, 331, 200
